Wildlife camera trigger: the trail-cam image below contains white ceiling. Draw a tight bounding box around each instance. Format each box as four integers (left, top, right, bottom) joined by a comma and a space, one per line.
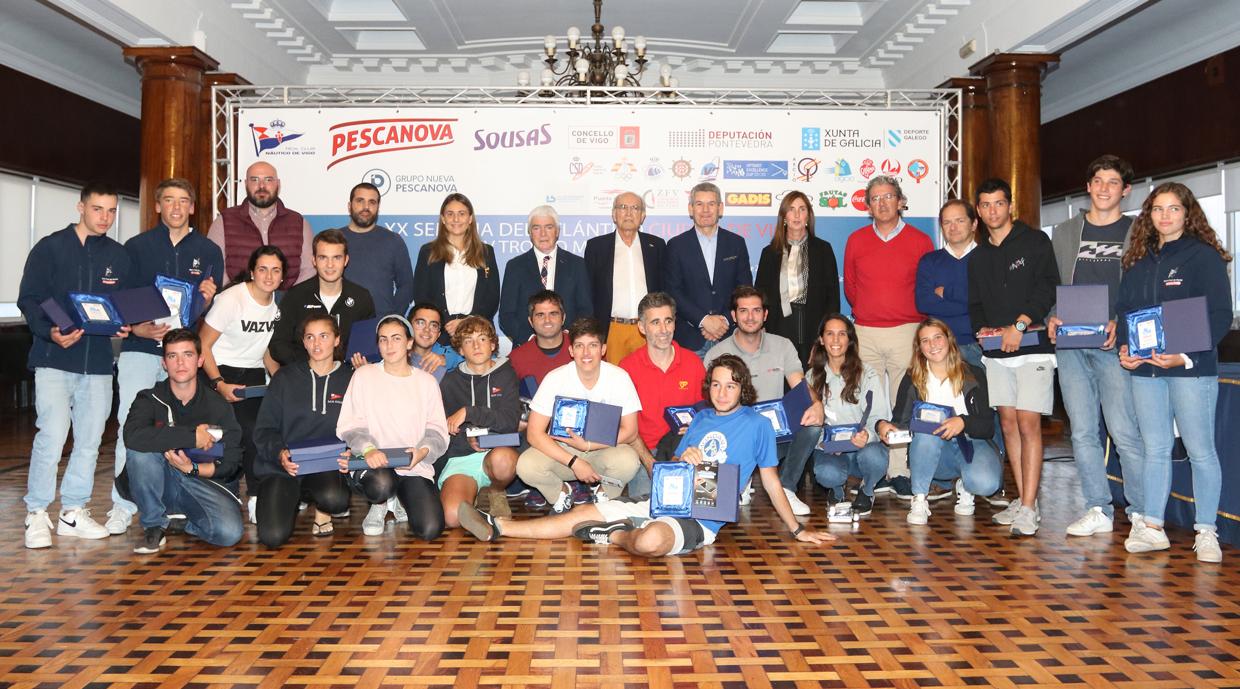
2, 0, 1239, 122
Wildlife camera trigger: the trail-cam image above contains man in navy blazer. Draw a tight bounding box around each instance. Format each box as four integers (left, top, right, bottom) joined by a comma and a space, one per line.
664, 182, 753, 355
583, 191, 666, 363
499, 205, 592, 345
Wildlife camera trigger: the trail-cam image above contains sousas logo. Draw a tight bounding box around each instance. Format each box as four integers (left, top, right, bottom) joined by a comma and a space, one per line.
328, 118, 456, 169
474, 124, 552, 150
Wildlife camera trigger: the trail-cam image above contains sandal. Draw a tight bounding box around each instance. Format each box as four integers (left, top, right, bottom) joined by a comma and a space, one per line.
312, 519, 334, 536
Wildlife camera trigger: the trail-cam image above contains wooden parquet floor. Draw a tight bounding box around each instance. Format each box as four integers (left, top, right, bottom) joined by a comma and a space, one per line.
0, 416, 1237, 688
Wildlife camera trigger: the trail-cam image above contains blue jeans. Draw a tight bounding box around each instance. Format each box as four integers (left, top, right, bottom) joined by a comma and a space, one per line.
1057, 348, 1144, 517
812, 442, 888, 496
778, 424, 823, 491
1130, 376, 1221, 531
25, 367, 113, 512
126, 451, 244, 546
909, 433, 1002, 497
113, 351, 167, 515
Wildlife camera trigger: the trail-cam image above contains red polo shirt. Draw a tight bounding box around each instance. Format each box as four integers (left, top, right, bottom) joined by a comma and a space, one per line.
509, 334, 572, 385
619, 343, 707, 449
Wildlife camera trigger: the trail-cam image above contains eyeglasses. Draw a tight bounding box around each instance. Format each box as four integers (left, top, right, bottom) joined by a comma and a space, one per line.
614, 203, 643, 213
247, 176, 278, 185
413, 318, 442, 331
869, 193, 897, 203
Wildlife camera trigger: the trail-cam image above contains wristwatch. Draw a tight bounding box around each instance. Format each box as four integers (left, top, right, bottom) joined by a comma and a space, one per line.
189, 462, 199, 477
1014, 320, 1028, 332
210, 376, 225, 391
568, 456, 578, 469
790, 525, 804, 538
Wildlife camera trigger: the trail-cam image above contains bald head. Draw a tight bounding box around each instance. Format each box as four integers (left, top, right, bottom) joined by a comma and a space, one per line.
612, 191, 646, 236
244, 161, 280, 209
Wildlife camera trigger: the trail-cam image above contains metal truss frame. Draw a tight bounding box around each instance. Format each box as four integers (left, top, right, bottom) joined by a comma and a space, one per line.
213, 85, 960, 212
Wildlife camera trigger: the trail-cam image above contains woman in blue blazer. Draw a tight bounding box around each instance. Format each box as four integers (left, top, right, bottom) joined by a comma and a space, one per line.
412, 193, 500, 342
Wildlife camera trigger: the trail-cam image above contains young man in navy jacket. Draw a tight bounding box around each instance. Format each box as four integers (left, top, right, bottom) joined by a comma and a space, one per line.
17, 182, 132, 549
109, 178, 224, 535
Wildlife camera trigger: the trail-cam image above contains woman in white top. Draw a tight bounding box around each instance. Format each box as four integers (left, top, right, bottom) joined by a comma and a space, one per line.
411, 193, 500, 342
200, 245, 284, 511
878, 318, 1002, 527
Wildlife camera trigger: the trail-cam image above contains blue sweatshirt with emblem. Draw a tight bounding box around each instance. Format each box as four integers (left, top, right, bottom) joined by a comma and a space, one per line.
1114, 236, 1233, 378
121, 222, 225, 356
18, 225, 132, 375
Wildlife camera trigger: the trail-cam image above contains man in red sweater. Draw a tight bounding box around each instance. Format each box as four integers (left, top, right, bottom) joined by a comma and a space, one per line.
843, 175, 933, 491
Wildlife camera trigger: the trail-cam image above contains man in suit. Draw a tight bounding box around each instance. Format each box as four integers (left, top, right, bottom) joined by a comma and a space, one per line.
664, 182, 753, 357
584, 191, 666, 364
499, 205, 592, 346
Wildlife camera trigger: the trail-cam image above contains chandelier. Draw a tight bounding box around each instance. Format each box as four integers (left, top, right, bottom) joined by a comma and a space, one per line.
517, 0, 674, 91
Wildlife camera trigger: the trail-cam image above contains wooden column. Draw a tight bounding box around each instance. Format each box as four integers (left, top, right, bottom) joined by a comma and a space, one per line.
197, 72, 250, 234
938, 76, 990, 210
969, 53, 1059, 228
122, 47, 219, 231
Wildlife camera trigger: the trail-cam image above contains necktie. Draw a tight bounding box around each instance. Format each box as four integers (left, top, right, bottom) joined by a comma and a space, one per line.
540, 254, 550, 287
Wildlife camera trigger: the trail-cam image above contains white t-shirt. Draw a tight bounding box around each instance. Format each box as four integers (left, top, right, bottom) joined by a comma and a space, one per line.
530, 361, 642, 417
204, 283, 280, 369
925, 370, 967, 415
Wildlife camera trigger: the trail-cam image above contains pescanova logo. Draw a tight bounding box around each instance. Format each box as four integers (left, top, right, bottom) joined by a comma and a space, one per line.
328, 118, 456, 169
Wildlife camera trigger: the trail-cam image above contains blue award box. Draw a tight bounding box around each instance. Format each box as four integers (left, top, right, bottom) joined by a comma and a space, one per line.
478, 432, 521, 448
818, 424, 862, 453
549, 396, 622, 447
753, 380, 813, 443
185, 442, 224, 464
346, 447, 414, 471
979, 328, 1041, 351
663, 400, 709, 433
650, 461, 741, 523
1127, 296, 1211, 360
1055, 285, 1109, 349
288, 438, 348, 475
346, 317, 382, 363
39, 297, 80, 335
236, 385, 267, 399
910, 401, 957, 434
46, 287, 171, 337
154, 274, 205, 328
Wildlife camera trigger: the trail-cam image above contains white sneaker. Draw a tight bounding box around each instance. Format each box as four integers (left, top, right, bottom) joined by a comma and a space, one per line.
783, 488, 810, 516
953, 479, 975, 516
1066, 506, 1114, 536
1194, 529, 1222, 563
1010, 505, 1039, 536
991, 500, 1022, 525
25, 511, 53, 549
1127, 513, 1145, 540
739, 480, 754, 506
56, 508, 109, 539
388, 496, 408, 523
247, 496, 258, 525
362, 503, 388, 535
1125, 522, 1170, 553
105, 508, 134, 535
550, 486, 574, 514
907, 495, 931, 525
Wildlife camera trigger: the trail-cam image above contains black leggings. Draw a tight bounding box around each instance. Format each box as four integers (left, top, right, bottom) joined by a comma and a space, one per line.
218, 365, 266, 492
256, 472, 350, 547
348, 468, 445, 541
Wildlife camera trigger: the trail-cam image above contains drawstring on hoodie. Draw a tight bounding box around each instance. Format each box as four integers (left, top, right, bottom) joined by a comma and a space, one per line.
310, 362, 341, 415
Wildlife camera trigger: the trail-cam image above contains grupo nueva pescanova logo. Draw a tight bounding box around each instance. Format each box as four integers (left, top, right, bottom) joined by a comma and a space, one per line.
328, 118, 457, 169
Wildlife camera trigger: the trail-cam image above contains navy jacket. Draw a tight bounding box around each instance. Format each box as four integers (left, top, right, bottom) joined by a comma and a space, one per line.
411, 242, 500, 325
499, 248, 592, 344
753, 236, 839, 348
583, 231, 666, 321
123, 377, 243, 483
18, 225, 131, 375
252, 361, 353, 481
916, 247, 976, 344
1115, 236, 1233, 378
664, 227, 753, 351
122, 223, 225, 356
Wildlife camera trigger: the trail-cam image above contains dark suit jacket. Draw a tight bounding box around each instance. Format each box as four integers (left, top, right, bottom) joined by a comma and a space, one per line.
498, 248, 592, 344
583, 230, 666, 321
754, 236, 840, 354
664, 227, 752, 351
411, 242, 500, 331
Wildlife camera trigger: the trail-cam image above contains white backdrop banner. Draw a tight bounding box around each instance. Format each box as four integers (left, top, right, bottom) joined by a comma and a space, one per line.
237, 106, 944, 309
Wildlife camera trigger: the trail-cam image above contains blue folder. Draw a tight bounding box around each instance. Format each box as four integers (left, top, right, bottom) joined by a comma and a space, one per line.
346, 317, 382, 363
288, 438, 348, 475
346, 447, 414, 471
478, 432, 521, 449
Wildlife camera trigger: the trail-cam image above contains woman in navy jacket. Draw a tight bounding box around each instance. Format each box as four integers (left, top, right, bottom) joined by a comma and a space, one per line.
411, 193, 500, 344
1115, 182, 1233, 563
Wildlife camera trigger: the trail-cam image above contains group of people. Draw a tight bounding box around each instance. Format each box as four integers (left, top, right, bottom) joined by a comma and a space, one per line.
16, 153, 1232, 562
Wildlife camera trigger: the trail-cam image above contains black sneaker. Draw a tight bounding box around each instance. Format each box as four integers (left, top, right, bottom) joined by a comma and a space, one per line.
872, 477, 895, 495
852, 492, 874, 517
926, 482, 954, 503
166, 514, 188, 533
891, 476, 914, 501
572, 520, 636, 545
505, 482, 531, 499
133, 526, 166, 554
457, 503, 501, 542
984, 489, 1011, 508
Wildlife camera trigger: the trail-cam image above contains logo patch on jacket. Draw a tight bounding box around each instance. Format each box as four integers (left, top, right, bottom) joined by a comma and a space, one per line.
345, 297, 355, 307
1008, 257, 1026, 271
190, 257, 202, 276
328, 393, 343, 404
1163, 279, 1183, 288
101, 265, 119, 286
491, 386, 504, 396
